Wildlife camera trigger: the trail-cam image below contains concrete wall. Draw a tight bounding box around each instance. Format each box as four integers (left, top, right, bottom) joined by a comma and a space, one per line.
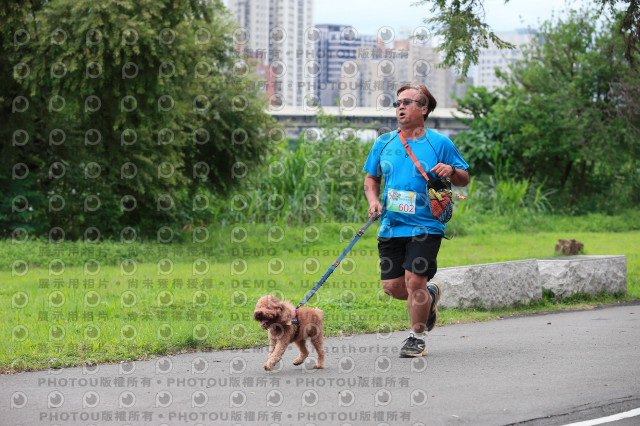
432, 255, 627, 309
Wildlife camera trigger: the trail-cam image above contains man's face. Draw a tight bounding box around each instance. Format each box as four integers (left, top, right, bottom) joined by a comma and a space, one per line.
395, 88, 427, 129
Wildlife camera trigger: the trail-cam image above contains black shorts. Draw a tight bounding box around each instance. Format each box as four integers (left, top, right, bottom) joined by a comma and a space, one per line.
378, 234, 442, 280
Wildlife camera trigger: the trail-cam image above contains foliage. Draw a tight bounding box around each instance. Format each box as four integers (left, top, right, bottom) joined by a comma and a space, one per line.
414, 0, 640, 77
453, 9, 640, 212
445, 175, 554, 237
214, 111, 374, 226
0, 0, 278, 239
451, 86, 506, 176
5, 209, 640, 271
595, 0, 640, 62
413, 0, 515, 76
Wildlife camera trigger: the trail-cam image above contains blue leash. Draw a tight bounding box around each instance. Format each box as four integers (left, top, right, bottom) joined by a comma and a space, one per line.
296, 212, 380, 310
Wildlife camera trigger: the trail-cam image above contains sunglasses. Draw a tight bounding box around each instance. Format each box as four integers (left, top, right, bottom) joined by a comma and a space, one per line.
393, 99, 424, 108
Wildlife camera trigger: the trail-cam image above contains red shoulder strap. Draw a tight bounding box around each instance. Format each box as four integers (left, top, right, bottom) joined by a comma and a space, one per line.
398, 130, 430, 182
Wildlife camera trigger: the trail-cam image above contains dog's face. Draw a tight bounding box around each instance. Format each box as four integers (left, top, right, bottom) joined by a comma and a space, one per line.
253, 295, 291, 329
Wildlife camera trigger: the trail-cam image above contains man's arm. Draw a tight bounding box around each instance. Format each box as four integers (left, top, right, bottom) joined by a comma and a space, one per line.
451, 167, 469, 187
364, 173, 382, 216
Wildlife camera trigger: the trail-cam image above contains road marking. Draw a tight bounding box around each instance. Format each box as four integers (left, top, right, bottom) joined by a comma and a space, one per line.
564, 407, 640, 426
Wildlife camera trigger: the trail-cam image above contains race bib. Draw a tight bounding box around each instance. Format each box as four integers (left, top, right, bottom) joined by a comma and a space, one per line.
386, 189, 416, 214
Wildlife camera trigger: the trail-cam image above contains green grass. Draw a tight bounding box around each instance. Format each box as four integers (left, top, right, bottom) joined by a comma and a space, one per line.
2, 219, 639, 373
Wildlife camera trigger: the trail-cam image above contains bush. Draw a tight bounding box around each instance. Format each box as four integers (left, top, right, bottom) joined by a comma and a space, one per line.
214, 112, 374, 226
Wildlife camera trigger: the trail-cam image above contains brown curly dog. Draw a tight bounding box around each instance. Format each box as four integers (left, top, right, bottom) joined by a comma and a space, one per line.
253, 295, 325, 371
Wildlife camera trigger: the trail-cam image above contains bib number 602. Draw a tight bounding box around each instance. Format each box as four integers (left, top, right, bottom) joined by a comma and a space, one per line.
398, 204, 415, 213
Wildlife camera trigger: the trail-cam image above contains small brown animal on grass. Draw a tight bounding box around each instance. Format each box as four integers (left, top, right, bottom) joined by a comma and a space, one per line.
253, 295, 325, 371
555, 239, 584, 255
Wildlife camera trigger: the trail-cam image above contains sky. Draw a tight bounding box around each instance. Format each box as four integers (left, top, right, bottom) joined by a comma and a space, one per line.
313, 0, 592, 36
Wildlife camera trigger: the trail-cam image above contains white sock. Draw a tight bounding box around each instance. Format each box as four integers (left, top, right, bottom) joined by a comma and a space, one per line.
409, 331, 427, 340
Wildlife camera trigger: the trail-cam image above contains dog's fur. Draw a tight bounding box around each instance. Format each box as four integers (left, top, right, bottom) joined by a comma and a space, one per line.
253, 295, 325, 371
555, 239, 584, 255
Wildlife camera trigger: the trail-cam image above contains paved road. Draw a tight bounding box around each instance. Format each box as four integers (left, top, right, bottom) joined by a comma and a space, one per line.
2, 303, 639, 426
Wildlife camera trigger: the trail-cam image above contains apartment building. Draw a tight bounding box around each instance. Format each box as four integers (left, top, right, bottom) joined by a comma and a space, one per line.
474, 28, 538, 91
312, 24, 376, 106
227, 0, 314, 106
339, 38, 463, 110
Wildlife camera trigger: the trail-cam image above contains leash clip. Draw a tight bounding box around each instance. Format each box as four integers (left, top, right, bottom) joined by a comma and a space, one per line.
292, 310, 300, 339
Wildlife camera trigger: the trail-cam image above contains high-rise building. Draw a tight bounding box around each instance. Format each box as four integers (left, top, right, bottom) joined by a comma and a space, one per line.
474, 29, 538, 91
226, 0, 271, 60
226, 0, 314, 107
312, 24, 376, 106
339, 38, 464, 110
268, 0, 314, 107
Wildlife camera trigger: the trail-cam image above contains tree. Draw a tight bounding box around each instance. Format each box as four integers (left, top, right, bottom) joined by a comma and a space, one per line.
454, 9, 640, 209
0, 0, 278, 239
450, 86, 506, 177
0, 1, 50, 236
415, 0, 640, 77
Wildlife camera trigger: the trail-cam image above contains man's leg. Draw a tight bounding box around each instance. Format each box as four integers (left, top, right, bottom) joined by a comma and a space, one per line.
381, 276, 408, 300
405, 270, 431, 334
382, 271, 433, 334
395, 271, 431, 358
379, 234, 441, 357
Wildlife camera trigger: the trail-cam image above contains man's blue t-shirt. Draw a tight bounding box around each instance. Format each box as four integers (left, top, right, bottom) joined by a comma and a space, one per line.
363, 129, 469, 238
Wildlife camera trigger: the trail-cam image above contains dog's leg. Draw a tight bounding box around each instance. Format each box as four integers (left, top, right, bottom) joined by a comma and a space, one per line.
310, 333, 325, 369
268, 337, 275, 355
292, 339, 309, 365
264, 340, 288, 371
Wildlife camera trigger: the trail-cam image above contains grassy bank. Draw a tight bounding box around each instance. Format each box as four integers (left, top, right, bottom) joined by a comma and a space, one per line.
2, 215, 639, 373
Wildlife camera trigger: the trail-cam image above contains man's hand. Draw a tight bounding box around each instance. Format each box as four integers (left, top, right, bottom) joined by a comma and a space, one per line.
430, 163, 455, 178
368, 201, 382, 218
430, 163, 470, 187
